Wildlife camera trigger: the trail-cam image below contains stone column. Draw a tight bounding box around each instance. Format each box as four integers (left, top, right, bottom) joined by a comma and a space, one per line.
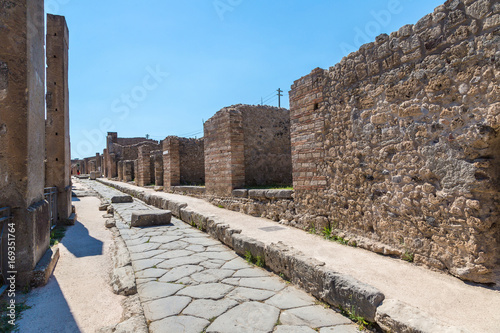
0, 0, 50, 286
137, 145, 151, 187
154, 152, 164, 186
163, 137, 180, 190
45, 14, 72, 224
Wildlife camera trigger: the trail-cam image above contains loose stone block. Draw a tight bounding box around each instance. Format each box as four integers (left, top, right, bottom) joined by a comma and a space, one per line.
130, 210, 172, 227
111, 195, 133, 203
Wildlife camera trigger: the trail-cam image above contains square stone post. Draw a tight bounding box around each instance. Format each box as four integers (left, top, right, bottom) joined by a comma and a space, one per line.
0, 0, 50, 287
163, 137, 180, 190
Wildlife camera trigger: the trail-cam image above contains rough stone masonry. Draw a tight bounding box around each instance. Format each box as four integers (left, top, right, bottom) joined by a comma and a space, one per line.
289, 0, 500, 285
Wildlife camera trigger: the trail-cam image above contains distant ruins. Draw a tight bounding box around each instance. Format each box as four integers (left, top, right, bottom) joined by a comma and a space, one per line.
0, 1, 73, 287
89, 0, 499, 286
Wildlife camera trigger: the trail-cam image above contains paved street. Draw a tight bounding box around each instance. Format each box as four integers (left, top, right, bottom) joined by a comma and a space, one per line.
83, 180, 360, 333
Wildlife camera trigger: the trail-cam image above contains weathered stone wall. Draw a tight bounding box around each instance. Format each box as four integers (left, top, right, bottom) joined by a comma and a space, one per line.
163, 136, 204, 190
204, 105, 291, 195
241, 105, 292, 187
179, 138, 205, 186
136, 143, 160, 186
289, 0, 500, 284
0, 0, 50, 286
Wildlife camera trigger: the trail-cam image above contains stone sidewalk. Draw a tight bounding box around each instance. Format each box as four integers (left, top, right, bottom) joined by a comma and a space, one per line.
83, 179, 361, 333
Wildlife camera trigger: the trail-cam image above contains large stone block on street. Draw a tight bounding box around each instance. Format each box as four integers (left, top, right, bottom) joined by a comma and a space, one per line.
131, 210, 172, 227
111, 195, 133, 203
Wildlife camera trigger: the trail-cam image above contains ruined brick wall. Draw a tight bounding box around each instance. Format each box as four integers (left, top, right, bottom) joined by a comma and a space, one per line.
179, 138, 205, 186
204, 108, 245, 195
241, 105, 292, 187
104, 132, 158, 178
117, 137, 157, 146
163, 137, 180, 189
163, 136, 204, 190
289, 0, 500, 284
136, 143, 160, 186
204, 105, 291, 195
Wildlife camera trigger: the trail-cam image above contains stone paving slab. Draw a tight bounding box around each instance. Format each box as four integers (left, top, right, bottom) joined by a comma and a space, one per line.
83, 180, 362, 333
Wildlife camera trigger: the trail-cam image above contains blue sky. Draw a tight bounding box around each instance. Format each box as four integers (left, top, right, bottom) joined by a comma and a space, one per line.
45, 0, 444, 159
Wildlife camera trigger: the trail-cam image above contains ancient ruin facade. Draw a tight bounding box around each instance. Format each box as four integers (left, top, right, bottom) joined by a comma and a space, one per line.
289, 0, 500, 284
103, 132, 158, 178
204, 105, 292, 196
0, 0, 50, 286
163, 136, 205, 190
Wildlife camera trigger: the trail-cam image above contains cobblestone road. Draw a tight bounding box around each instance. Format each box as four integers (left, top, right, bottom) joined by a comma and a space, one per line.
84, 180, 360, 333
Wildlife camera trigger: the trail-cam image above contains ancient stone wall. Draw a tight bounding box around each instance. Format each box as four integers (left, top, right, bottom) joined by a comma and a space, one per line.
179, 138, 205, 186
204, 105, 291, 195
289, 0, 500, 284
136, 143, 160, 186
163, 136, 204, 190
104, 132, 159, 178
0, 0, 50, 286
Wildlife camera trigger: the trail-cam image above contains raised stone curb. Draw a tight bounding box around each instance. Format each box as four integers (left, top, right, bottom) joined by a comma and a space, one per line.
31, 246, 60, 287
130, 210, 172, 227
97, 179, 469, 332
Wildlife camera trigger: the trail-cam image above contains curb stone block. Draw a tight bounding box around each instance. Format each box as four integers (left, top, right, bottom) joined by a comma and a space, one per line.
375, 299, 470, 333
290, 255, 327, 300
322, 271, 385, 322
232, 233, 266, 259
111, 266, 137, 296
130, 210, 172, 227
180, 207, 194, 225
265, 242, 297, 279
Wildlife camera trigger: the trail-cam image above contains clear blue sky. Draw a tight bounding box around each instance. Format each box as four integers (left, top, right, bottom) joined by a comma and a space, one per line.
46, 0, 444, 159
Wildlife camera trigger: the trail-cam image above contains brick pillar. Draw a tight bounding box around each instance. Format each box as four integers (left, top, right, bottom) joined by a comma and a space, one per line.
289, 68, 327, 191
0, 0, 50, 286
109, 153, 117, 178
117, 161, 124, 181
204, 108, 244, 196
163, 137, 180, 190
95, 152, 101, 173
45, 14, 72, 225
137, 146, 151, 187
124, 160, 134, 182
103, 148, 108, 177
154, 153, 164, 186
134, 160, 138, 185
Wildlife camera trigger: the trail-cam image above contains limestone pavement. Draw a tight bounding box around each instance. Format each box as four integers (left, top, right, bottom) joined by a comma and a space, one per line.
84, 179, 361, 333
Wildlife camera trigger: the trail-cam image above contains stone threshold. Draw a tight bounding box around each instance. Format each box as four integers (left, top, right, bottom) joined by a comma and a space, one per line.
97, 178, 470, 333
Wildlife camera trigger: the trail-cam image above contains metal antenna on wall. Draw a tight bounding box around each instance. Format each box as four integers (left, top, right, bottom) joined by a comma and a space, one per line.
277, 88, 283, 108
